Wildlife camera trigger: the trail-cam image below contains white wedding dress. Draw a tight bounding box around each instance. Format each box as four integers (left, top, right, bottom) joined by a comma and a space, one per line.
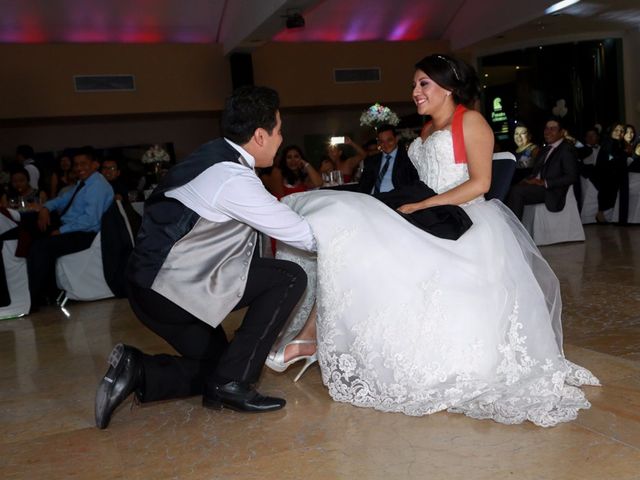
276, 130, 599, 427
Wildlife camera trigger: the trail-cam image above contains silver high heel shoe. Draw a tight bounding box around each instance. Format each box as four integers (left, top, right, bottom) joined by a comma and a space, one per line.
265, 339, 317, 382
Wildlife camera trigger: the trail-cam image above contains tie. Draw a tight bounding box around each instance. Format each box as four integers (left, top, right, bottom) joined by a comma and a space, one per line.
59, 180, 85, 217
534, 146, 552, 179
374, 154, 392, 194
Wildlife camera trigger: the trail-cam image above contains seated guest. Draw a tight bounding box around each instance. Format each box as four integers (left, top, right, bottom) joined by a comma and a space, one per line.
358, 124, 419, 194
591, 123, 627, 223
101, 158, 129, 201
319, 157, 336, 176
363, 139, 380, 157
579, 127, 601, 173
571, 127, 601, 210
506, 117, 578, 220
276, 145, 322, 197
1, 168, 47, 208
27, 146, 114, 309
356, 139, 381, 182
326, 136, 366, 183
50, 150, 75, 198
629, 140, 640, 173
624, 125, 636, 157
16, 145, 40, 190
511, 123, 539, 184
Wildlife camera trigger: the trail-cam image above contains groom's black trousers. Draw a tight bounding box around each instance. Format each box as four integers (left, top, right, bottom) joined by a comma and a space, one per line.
127, 256, 306, 402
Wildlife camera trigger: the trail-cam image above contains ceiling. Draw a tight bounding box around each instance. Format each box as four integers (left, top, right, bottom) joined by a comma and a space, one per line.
0, 0, 638, 53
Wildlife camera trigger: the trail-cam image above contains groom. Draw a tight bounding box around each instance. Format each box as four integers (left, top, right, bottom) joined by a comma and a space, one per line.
95, 86, 317, 429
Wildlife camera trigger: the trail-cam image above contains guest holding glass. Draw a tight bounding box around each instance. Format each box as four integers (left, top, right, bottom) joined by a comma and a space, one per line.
1, 168, 47, 209
326, 136, 366, 183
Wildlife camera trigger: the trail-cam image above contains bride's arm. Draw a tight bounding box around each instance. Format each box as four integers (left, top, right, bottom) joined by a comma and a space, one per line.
398, 110, 494, 213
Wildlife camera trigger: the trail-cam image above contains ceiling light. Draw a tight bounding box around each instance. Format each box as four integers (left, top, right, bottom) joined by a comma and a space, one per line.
545, 0, 581, 15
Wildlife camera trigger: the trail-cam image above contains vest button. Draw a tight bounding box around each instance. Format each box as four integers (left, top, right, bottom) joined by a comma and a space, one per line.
241, 275, 246, 281
237, 292, 242, 297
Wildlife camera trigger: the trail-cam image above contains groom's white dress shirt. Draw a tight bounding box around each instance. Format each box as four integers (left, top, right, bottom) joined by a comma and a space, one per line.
166, 139, 317, 253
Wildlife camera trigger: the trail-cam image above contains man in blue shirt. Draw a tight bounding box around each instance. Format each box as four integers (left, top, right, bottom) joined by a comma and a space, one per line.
27, 146, 114, 309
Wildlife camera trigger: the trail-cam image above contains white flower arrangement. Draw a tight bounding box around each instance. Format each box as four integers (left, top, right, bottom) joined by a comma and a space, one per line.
359, 103, 400, 128
141, 144, 170, 164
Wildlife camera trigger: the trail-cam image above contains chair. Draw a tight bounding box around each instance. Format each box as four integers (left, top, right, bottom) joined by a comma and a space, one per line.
55, 233, 113, 306
55, 200, 134, 307
522, 186, 585, 246
0, 239, 30, 319
0, 210, 30, 318
580, 177, 614, 224
485, 152, 516, 202
612, 172, 640, 223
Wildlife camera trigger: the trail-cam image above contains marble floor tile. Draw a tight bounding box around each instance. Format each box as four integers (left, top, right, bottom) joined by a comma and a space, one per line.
1, 225, 640, 479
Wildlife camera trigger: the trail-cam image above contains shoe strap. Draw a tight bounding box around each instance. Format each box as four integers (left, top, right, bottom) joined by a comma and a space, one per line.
287, 339, 316, 346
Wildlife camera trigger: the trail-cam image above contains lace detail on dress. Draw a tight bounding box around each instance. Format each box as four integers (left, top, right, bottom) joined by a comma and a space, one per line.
497, 301, 539, 385
408, 131, 484, 205
409, 131, 468, 195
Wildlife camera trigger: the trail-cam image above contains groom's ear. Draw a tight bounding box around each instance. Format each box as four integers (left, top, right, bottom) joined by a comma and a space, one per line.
253, 128, 267, 147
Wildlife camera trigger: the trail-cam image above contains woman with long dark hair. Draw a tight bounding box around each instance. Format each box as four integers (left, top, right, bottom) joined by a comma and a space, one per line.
266, 53, 598, 427
278, 145, 323, 196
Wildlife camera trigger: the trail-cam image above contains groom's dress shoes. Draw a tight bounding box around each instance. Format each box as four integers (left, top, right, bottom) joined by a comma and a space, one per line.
203, 381, 285, 412
95, 343, 144, 429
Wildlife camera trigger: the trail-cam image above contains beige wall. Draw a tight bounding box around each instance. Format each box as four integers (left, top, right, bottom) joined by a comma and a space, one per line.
253, 40, 450, 107
0, 41, 449, 159
0, 113, 221, 163
0, 43, 231, 119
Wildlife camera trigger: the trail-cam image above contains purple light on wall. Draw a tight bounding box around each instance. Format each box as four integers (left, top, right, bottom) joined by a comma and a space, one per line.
170, 30, 215, 43
0, 13, 47, 43
64, 30, 111, 42
343, 17, 367, 42
388, 20, 413, 41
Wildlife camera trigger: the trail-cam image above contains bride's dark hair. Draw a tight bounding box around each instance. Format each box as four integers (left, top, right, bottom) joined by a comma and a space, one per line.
414, 54, 481, 108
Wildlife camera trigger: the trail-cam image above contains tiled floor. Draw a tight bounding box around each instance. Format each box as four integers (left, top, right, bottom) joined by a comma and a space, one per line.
1, 225, 639, 479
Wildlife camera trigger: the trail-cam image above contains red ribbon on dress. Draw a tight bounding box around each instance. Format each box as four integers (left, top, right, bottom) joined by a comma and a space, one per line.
451, 104, 467, 164
420, 103, 468, 164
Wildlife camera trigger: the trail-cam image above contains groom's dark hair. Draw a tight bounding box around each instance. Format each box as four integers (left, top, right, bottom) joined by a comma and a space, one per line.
221, 86, 280, 145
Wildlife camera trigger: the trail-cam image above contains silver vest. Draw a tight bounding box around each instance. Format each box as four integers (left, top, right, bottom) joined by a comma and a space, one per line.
151, 217, 257, 328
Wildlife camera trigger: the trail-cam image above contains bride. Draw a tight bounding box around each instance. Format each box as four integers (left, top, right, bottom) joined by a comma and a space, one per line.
266, 54, 599, 427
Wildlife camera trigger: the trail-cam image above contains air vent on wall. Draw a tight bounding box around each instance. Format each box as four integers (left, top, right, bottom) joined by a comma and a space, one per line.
74, 75, 136, 92
334, 68, 381, 83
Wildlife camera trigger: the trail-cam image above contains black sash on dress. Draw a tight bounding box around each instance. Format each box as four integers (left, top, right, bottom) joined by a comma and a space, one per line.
374, 182, 473, 241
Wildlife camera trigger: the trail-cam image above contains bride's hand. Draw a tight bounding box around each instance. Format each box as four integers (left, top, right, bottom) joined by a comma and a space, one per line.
397, 203, 422, 214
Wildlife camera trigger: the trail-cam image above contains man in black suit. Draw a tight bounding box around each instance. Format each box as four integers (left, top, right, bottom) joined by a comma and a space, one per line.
358, 124, 419, 194
506, 117, 578, 220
